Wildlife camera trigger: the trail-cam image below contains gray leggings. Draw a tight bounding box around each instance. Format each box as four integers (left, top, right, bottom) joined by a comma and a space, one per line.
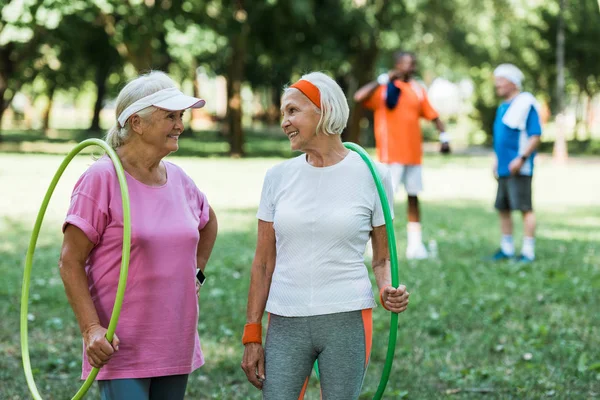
98, 374, 188, 400
263, 309, 373, 400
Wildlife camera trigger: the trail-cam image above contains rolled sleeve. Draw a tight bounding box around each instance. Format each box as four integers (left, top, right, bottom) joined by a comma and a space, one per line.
196, 190, 211, 230
63, 192, 108, 245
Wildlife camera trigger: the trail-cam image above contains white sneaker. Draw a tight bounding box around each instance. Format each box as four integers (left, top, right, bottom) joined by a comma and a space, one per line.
406, 242, 428, 260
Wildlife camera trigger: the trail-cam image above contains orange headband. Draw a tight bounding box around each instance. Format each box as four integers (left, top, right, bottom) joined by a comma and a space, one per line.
290, 80, 321, 108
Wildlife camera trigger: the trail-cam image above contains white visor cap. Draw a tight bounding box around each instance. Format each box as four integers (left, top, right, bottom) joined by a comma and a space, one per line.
118, 87, 206, 127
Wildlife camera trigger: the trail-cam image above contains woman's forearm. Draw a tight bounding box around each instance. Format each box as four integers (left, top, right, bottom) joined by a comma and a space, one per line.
246, 262, 272, 323
59, 259, 101, 335
370, 225, 392, 291
246, 220, 276, 324
372, 258, 392, 291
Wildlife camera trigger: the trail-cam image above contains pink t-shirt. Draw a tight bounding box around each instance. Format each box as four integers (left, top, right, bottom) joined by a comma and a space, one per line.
63, 156, 210, 380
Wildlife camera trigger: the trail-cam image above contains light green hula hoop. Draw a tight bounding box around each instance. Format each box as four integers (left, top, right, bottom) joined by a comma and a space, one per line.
314, 142, 400, 399
20, 139, 132, 400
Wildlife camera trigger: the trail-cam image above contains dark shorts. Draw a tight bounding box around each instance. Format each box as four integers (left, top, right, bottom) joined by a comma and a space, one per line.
495, 175, 533, 212
98, 374, 189, 400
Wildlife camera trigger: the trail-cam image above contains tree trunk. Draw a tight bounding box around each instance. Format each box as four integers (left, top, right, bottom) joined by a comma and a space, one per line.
43, 84, 56, 133
585, 93, 593, 140
227, 23, 249, 157
0, 106, 5, 142
90, 66, 109, 132
344, 39, 379, 144
0, 96, 6, 142
0, 67, 9, 141
553, 0, 568, 162
191, 63, 202, 127
269, 84, 281, 124
0, 87, 15, 142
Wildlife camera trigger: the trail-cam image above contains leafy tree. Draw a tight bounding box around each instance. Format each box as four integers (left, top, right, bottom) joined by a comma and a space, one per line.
0, 0, 48, 138
36, 9, 124, 132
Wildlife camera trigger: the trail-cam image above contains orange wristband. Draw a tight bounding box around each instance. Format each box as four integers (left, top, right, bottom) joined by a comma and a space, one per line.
242, 323, 262, 345
379, 285, 393, 311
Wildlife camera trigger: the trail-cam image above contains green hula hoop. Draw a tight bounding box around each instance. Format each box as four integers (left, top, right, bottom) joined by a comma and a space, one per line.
20, 139, 132, 400
314, 142, 400, 399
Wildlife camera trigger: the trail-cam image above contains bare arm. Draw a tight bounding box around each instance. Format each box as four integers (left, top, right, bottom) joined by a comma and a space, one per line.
197, 206, 218, 272
521, 135, 542, 156
246, 220, 276, 323
353, 80, 380, 103
60, 225, 99, 335
371, 225, 392, 290
242, 220, 276, 389
508, 135, 542, 175
60, 225, 118, 368
371, 225, 409, 313
433, 118, 446, 133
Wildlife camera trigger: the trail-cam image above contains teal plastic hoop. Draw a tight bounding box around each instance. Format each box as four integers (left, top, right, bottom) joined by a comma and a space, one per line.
314, 142, 400, 399
20, 139, 132, 399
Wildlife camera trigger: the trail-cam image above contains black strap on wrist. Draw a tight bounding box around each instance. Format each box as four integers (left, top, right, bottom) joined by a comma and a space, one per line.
196, 269, 206, 286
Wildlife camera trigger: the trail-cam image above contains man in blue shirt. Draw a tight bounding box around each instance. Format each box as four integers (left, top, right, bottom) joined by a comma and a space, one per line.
490, 64, 542, 262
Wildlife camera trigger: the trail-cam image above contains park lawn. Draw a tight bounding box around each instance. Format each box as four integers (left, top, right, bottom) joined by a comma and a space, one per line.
0, 152, 599, 399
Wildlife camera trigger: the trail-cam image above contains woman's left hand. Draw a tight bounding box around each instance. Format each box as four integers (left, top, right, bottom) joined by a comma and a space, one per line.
196, 279, 201, 298
382, 285, 410, 313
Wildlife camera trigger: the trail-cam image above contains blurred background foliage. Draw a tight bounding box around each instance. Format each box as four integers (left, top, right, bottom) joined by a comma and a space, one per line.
1, 0, 599, 155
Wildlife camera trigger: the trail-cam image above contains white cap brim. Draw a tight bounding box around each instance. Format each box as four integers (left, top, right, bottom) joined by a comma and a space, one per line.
118, 87, 206, 126
154, 94, 206, 111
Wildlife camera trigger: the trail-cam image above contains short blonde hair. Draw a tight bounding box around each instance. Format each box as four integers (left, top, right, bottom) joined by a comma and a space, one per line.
105, 71, 177, 149
284, 72, 349, 135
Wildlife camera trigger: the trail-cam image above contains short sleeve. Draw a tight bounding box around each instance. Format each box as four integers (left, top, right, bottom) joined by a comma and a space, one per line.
372, 165, 395, 227
195, 190, 211, 230
256, 169, 275, 222
63, 169, 111, 245
180, 168, 211, 231
420, 92, 439, 121
362, 86, 385, 111
526, 106, 542, 136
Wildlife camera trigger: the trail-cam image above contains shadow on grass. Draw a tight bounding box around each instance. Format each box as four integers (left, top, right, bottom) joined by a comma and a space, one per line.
1, 200, 599, 399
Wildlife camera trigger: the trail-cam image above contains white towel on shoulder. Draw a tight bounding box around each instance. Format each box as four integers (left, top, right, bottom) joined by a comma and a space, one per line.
502, 92, 539, 131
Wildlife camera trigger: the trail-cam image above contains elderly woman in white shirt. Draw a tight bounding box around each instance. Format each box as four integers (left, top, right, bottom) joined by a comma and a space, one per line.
241, 72, 410, 400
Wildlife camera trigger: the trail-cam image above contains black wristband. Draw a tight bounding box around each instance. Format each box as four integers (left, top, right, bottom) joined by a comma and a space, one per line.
196, 269, 206, 286
520, 154, 528, 162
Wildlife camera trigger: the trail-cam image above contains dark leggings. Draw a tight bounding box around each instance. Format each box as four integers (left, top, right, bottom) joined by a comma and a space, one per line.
98, 374, 189, 400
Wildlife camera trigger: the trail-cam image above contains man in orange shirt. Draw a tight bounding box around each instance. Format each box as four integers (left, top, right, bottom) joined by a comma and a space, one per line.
354, 51, 449, 259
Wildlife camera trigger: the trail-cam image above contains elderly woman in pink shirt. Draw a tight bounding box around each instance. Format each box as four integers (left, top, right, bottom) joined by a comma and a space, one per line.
59, 71, 218, 400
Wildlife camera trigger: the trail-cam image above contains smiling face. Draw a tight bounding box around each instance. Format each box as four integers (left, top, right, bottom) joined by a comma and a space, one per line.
135, 108, 185, 156
280, 89, 321, 152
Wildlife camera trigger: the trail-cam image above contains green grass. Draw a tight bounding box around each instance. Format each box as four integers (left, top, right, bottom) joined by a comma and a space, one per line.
1, 153, 599, 399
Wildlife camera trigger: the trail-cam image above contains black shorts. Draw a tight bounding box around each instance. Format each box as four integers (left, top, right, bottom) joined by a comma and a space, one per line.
495, 175, 533, 212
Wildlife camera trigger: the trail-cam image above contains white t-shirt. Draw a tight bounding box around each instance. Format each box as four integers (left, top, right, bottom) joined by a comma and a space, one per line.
257, 151, 394, 317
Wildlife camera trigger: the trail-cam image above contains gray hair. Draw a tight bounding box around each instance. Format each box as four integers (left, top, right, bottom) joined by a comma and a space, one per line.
105, 71, 177, 149
283, 72, 349, 135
